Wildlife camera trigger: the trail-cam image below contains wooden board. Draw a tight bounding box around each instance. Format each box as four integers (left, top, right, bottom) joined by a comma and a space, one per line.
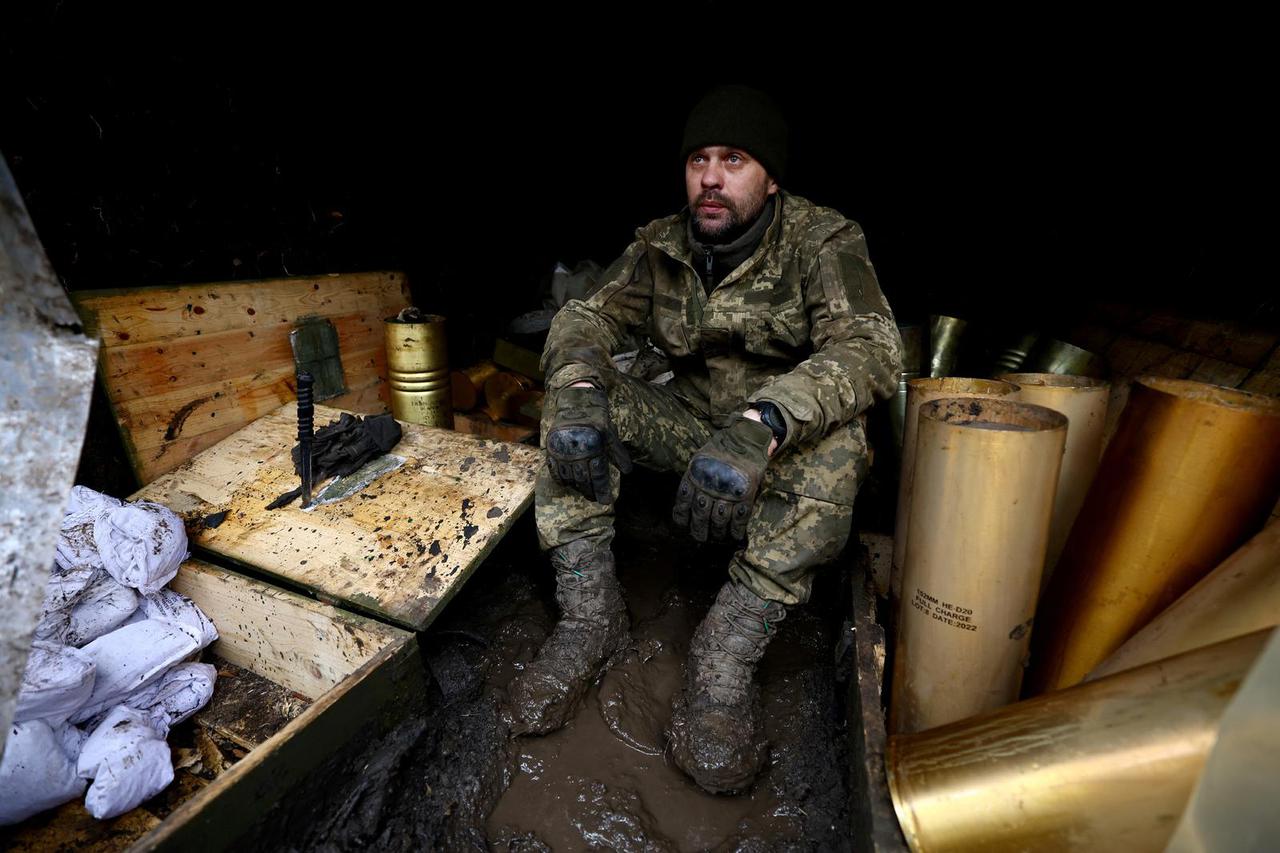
453, 409, 538, 444
133, 404, 543, 631
71, 271, 410, 484
170, 560, 394, 700
195, 659, 309, 750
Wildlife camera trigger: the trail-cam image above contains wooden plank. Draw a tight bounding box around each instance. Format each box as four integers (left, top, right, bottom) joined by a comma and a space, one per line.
113, 351, 384, 450
98, 314, 385, 403
170, 559, 398, 700
453, 409, 538, 444
139, 637, 425, 853
1243, 369, 1280, 398
73, 271, 408, 344
134, 404, 543, 631
1104, 335, 1202, 379
195, 659, 309, 750
1189, 357, 1251, 389
71, 271, 408, 484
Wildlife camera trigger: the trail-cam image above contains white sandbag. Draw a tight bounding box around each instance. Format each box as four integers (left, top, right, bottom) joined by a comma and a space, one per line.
0, 720, 88, 826
139, 588, 218, 649
70, 620, 199, 724
14, 641, 96, 726
84, 738, 173, 820
34, 564, 104, 647
42, 564, 101, 614
77, 706, 173, 820
93, 501, 189, 595
57, 723, 88, 763
66, 573, 140, 648
55, 486, 122, 573
130, 663, 218, 736
33, 607, 72, 647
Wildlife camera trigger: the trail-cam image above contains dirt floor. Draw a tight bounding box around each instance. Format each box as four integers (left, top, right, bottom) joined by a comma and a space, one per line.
237, 468, 858, 852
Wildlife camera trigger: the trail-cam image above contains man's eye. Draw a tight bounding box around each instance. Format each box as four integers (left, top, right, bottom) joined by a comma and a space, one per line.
727, 154, 743, 165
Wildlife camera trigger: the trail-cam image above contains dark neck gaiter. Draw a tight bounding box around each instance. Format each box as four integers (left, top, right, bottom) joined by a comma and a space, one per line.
688, 194, 778, 295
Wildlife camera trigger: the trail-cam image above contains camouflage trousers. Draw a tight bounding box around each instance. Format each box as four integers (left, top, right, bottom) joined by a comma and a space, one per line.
536, 372, 868, 606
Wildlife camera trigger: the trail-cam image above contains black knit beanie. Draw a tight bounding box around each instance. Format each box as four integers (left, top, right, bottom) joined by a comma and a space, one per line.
681, 85, 789, 182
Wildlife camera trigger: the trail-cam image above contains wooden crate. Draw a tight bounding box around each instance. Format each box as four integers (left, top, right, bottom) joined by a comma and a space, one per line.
0, 559, 424, 852
71, 271, 410, 485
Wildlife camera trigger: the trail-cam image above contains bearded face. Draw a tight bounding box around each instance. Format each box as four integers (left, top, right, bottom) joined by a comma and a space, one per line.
685, 146, 778, 243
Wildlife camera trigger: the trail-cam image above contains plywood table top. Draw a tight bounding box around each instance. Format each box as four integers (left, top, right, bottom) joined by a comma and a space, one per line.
133, 404, 543, 631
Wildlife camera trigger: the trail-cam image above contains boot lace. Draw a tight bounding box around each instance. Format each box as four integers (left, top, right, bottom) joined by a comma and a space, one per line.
551, 546, 609, 620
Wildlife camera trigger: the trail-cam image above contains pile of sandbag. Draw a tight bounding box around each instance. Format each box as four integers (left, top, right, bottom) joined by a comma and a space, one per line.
1, 487, 219, 826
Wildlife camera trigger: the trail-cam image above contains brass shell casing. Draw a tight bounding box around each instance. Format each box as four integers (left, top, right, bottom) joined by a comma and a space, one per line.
888, 324, 926, 459
1028, 377, 1280, 693
890, 397, 1067, 734
997, 373, 1110, 585
385, 314, 452, 428
888, 629, 1272, 853
450, 360, 499, 411
926, 315, 967, 378
1022, 338, 1107, 378
1088, 519, 1280, 680
891, 379, 1021, 609
990, 330, 1041, 375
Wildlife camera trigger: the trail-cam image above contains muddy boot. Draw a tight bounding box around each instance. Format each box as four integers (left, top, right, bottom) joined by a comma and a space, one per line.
507, 539, 629, 735
668, 580, 786, 794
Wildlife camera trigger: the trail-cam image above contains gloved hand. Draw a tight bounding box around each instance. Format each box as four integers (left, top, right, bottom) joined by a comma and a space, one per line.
545, 386, 633, 503
673, 416, 774, 542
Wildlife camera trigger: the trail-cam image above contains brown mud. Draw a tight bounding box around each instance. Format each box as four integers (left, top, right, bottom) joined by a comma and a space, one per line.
485, 471, 853, 851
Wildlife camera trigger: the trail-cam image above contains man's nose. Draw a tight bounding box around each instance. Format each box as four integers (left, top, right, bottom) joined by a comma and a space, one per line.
701, 160, 723, 188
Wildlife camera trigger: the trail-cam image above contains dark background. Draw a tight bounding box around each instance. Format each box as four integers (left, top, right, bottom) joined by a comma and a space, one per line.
3, 5, 1271, 364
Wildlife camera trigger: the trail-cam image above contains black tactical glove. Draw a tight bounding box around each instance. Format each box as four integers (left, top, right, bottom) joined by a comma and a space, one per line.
545, 386, 633, 503
673, 416, 774, 542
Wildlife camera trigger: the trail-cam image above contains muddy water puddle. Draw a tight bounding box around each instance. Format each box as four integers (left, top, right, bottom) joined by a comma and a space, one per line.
486, 495, 849, 851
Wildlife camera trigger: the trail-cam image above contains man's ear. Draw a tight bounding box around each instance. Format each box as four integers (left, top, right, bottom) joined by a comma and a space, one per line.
767, 178, 779, 195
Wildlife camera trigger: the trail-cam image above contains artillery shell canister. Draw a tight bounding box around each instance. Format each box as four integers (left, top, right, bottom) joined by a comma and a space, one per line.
451, 360, 500, 412
483, 371, 535, 422
1029, 377, 1280, 693
926, 315, 967, 378
889, 325, 926, 460
1088, 519, 1280, 680
888, 629, 1273, 853
891, 379, 1020, 613
385, 312, 452, 428
1021, 337, 1107, 378
989, 330, 1040, 376
890, 396, 1066, 734
997, 373, 1110, 587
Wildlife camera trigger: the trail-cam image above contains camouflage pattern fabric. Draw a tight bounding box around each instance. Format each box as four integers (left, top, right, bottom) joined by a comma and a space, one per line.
538, 191, 898, 605
535, 372, 867, 606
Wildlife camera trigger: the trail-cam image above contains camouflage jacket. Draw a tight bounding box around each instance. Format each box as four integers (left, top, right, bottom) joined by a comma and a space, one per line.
542, 191, 903, 452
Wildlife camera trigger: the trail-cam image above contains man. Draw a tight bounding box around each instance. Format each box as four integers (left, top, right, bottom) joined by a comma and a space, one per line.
508, 85, 902, 794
